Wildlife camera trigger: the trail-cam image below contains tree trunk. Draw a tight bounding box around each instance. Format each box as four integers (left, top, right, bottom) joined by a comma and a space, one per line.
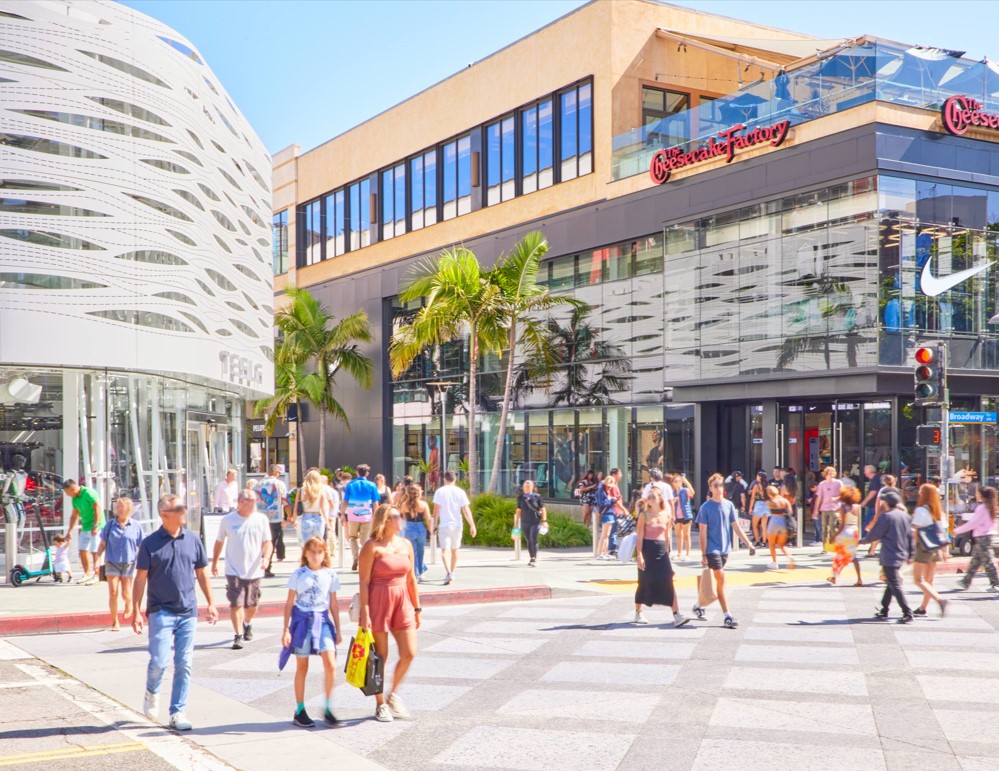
295, 398, 307, 485
467, 330, 479, 496
318, 406, 327, 471
486, 323, 517, 494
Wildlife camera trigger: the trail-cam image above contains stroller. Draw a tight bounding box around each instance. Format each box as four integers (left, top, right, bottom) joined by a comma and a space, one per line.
611, 509, 637, 559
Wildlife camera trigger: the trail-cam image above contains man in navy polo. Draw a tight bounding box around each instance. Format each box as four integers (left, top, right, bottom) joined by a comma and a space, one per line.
131, 494, 218, 731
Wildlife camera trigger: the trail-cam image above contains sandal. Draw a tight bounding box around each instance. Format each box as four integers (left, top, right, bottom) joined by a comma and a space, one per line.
853, 580, 864, 587
826, 576, 836, 585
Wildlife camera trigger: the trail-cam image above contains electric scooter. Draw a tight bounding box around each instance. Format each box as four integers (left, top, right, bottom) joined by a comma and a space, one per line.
7, 496, 57, 586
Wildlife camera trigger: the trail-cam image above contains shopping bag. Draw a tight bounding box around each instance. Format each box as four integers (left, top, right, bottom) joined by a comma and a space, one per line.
344, 627, 373, 688
361, 643, 385, 696
697, 568, 717, 607
618, 533, 637, 563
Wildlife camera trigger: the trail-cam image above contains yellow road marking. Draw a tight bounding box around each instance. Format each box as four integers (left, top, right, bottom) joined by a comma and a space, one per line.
586, 565, 883, 592
0, 741, 145, 766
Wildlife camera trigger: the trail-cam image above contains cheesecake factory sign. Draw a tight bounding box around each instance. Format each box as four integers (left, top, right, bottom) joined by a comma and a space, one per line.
649, 119, 791, 185
942, 95, 999, 136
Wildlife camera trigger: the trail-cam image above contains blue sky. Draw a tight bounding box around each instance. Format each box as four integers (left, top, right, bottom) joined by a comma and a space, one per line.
122, 0, 998, 156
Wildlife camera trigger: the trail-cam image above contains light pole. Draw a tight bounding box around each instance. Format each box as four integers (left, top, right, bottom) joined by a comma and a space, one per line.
427, 381, 457, 481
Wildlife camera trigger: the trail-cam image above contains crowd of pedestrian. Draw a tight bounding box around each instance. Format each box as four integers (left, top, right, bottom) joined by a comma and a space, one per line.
51, 454, 999, 733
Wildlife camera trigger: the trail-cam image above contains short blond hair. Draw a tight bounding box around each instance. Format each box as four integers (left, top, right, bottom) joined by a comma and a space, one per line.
114, 497, 134, 516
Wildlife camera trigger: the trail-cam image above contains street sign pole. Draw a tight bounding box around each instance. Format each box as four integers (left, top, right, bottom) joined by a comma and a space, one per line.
939, 343, 950, 526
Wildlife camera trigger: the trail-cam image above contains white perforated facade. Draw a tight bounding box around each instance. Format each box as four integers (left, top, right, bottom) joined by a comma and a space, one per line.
0, 1, 273, 536
0, 0, 273, 397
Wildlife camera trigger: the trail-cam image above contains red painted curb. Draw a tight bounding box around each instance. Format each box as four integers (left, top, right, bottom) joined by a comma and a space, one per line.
0, 584, 553, 637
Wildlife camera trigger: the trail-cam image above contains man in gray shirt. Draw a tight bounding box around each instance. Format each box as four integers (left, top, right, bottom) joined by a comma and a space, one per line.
860, 491, 913, 623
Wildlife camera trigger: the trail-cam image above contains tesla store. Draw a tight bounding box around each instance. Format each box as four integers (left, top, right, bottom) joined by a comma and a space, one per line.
0, 0, 273, 563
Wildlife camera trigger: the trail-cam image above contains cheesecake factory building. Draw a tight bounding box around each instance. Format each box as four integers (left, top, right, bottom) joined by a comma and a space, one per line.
272, 0, 999, 501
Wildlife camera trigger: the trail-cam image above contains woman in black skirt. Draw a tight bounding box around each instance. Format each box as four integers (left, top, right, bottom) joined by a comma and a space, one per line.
634, 488, 689, 627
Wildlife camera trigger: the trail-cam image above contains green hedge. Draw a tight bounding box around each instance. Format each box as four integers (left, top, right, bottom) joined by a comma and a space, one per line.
465, 493, 591, 548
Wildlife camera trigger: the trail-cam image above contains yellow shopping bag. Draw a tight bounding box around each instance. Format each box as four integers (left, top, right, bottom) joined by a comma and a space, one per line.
344, 627, 373, 689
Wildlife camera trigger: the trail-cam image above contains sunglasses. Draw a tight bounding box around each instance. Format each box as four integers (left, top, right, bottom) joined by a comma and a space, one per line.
164, 506, 188, 512
710, 483, 724, 489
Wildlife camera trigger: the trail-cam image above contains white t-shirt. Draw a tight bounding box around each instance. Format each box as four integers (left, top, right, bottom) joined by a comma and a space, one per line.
217, 511, 271, 579
287, 566, 340, 612
433, 484, 471, 529
642, 481, 674, 501
911, 506, 935, 528
213, 480, 238, 511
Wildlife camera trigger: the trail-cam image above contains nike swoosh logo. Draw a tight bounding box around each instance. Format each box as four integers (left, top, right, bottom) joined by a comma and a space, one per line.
920, 259, 993, 297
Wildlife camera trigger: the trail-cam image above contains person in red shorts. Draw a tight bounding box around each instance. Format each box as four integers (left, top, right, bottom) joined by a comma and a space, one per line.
358, 503, 421, 723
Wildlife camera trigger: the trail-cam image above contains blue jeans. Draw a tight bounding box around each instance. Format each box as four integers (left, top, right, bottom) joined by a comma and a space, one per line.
299, 513, 325, 543
609, 519, 618, 554
403, 520, 427, 576
146, 611, 197, 715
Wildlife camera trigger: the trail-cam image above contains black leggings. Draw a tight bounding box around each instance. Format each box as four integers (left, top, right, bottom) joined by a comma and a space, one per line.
523, 519, 540, 560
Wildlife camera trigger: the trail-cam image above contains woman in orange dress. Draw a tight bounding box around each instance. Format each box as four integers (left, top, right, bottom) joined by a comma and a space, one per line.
358, 504, 421, 723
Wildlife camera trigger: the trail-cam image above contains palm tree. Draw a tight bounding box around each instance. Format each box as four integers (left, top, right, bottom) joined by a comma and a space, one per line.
777, 270, 861, 370
389, 246, 505, 495
274, 286, 374, 469
253, 355, 321, 484
485, 231, 584, 493
521, 306, 632, 406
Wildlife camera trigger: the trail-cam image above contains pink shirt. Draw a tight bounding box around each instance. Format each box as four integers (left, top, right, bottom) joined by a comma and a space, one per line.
815, 479, 843, 511
954, 504, 998, 538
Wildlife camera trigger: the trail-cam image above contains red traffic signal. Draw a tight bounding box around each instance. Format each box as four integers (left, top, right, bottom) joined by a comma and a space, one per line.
913, 344, 945, 406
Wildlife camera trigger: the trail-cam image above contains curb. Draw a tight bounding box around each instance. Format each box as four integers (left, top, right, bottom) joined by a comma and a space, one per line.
0, 584, 553, 637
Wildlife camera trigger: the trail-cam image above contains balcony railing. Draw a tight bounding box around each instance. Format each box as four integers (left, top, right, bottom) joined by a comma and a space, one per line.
612, 40, 999, 181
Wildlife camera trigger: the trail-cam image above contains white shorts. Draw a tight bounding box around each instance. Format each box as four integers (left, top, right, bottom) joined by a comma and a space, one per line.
438, 526, 463, 551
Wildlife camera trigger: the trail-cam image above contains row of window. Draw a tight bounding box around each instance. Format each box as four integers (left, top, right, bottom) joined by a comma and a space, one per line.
289, 79, 593, 271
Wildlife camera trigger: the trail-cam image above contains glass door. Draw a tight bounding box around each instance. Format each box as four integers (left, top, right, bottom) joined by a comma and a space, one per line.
184, 425, 205, 534
779, 400, 864, 491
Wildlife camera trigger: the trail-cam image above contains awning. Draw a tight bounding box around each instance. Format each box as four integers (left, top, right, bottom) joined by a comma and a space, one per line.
662, 29, 846, 62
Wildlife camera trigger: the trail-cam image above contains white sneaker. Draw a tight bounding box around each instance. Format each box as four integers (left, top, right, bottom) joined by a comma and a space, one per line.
673, 611, 690, 628
375, 704, 394, 722
634, 610, 648, 625
143, 690, 159, 720
767, 561, 779, 571
443, 572, 453, 586
169, 712, 192, 731
387, 693, 411, 720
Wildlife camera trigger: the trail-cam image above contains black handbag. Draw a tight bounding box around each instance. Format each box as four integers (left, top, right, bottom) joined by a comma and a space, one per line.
918, 523, 947, 550
361, 643, 384, 696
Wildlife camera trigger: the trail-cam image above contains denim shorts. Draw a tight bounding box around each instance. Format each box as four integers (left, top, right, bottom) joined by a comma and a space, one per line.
105, 561, 136, 578
299, 514, 325, 543
78, 530, 99, 553
293, 623, 336, 656
600, 512, 616, 525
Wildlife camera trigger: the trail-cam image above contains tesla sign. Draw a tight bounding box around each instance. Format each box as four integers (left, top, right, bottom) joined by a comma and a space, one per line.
649, 120, 791, 185
942, 95, 999, 136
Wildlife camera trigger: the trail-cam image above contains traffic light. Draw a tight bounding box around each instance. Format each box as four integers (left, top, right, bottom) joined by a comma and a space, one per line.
913, 345, 945, 406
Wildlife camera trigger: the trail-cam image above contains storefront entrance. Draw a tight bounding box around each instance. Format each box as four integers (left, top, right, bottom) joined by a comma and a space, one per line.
777, 399, 893, 492
184, 420, 232, 535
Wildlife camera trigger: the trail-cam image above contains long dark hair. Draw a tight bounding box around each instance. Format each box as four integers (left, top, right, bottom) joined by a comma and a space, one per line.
981, 486, 999, 521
